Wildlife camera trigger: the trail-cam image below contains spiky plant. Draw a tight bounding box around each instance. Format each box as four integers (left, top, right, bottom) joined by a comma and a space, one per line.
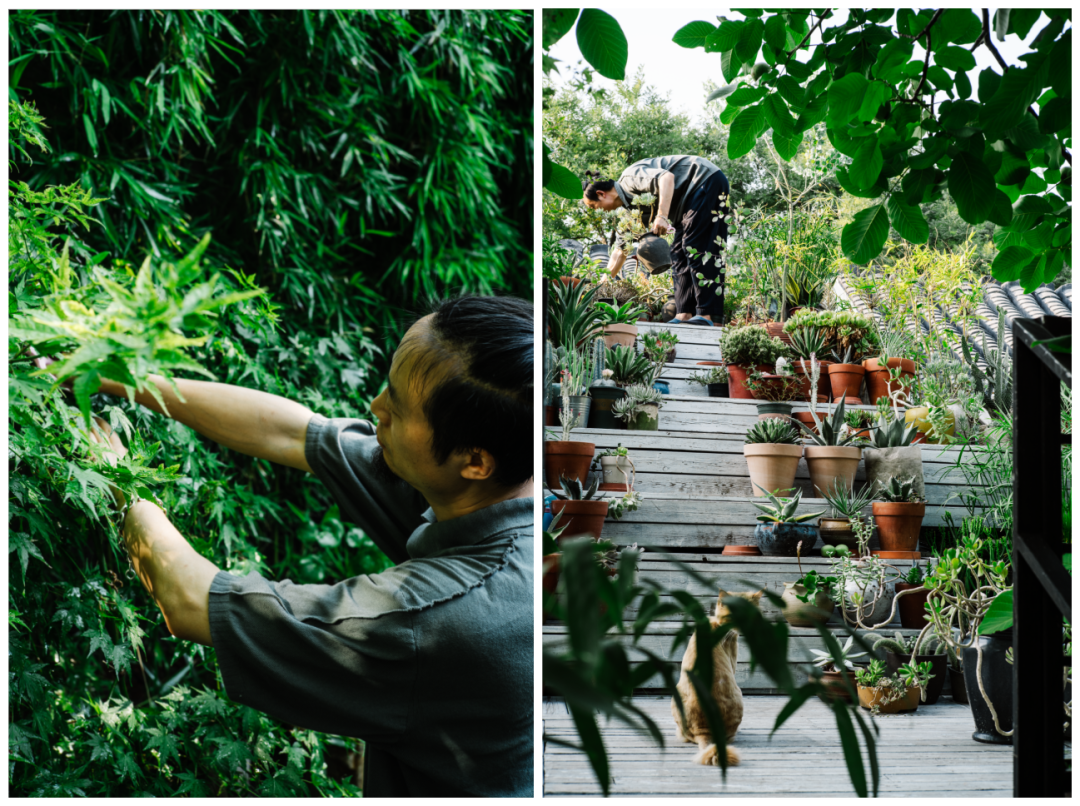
796, 399, 863, 447
866, 411, 921, 448
789, 326, 827, 361
744, 417, 801, 445
817, 480, 875, 519
551, 473, 601, 501
810, 635, 869, 670
605, 344, 652, 387
751, 485, 826, 523
831, 344, 857, 365
876, 476, 925, 504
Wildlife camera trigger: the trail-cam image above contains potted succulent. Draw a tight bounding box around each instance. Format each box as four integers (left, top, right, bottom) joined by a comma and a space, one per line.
612, 383, 664, 431
829, 517, 900, 629
816, 480, 875, 554
547, 279, 604, 350
872, 632, 949, 705
719, 324, 788, 399
687, 365, 729, 398
543, 373, 596, 490
751, 485, 825, 556
844, 408, 875, 441
829, 345, 866, 403
787, 326, 831, 401
795, 399, 864, 504
640, 328, 679, 366
595, 300, 646, 349
864, 325, 917, 405
811, 635, 869, 703
745, 358, 803, 420
781, 545, 836, 627
855, 658, 934, 714
548, 474, 610, 540
742, 418, 804, 498
596, 443, 634, 491
862, 410, 924, 501
555, 345, 593, 430
893, 562, 933, 629
871, 476, 927, 555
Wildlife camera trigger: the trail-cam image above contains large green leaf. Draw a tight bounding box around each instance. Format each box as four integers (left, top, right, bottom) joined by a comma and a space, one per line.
542, 9, 579, 50
857, 81, 890, 123
576, 8, 628, 81
848, 138, 883, 189
671, 20, 715, 49
546, 160, 582, 200
763, 14, 787, 53
873, 38, 914, 82
991, 245, 1034, 280
735, 17, 764, 64
708, 19, 745, 53
841, 204, 891, 263
938, 9, 983, 45
772, 126, 803, 162
1038, 95, 1071, 134
728, 103, 766, 160
947, 152, 997, 224
979, 58, 1051, 134
763, 92, 795, 137
721, 48, 743, 82
886, 196, 929, 244
827, 72, 868, 126
934, 45, 976, 73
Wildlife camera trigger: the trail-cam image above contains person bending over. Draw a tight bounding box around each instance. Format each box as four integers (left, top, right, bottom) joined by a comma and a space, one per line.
583, 155, 730, 326
88, 295, 534, 798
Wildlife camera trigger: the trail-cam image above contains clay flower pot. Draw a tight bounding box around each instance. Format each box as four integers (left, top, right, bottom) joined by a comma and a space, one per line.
603, 323, 638, 350
743, 443, 803, 497
804, 445, 862, 500
819, 667, 859, 703
819, 517, 860, 553
556, 276, 582, 288
894, 581, 931, 629
756, 401, 794, 421
543, 441, 595, 490
857, 684, 921, 713
863, 357, 916, 405
872, 501, 926, 552
781, 582, 834, 627
792, 359, 832, 401
755, 522, 818, 557
551, 499, 609, 540
764, 321, 793, 346
726, 363, 773, 399
829, 363, 866, 402
792, 411, 820, 435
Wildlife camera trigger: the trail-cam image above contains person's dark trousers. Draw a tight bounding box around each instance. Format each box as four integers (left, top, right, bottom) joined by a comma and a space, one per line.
670, 170, 729, 320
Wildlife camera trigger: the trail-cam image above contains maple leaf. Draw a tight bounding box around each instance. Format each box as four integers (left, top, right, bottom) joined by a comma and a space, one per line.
173, 772, 210, 797
190, 689, 227, 719
115, 750, 143, 783
212, 736, 253, 771
145, 727, 181, 767
9, 722, 38, 763
9, 531, 49, 582
86, 731, 113, 763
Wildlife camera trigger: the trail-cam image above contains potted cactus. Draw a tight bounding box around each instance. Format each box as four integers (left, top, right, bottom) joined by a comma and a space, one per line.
548, 474, 610, 540
816, 480, 875, 554
862, 410, 924, 500
794, 399, 864, 505
751, 485, 826, 556
612, 383, 664, 431
743, 418, 804, 498
872, 476, 927, 554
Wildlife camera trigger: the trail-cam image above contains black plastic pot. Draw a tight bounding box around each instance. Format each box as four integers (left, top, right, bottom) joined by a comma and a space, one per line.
963, 629, 1013, 744
949, 665, 968, 704
707, 382, 729, 398
885, 650, 947, 705
588, 386, 626, 430
754, 523, 818, 557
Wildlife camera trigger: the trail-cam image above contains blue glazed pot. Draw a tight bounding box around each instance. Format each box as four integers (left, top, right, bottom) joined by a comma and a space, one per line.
653, 380, 670, 395
755, 523, 818, 557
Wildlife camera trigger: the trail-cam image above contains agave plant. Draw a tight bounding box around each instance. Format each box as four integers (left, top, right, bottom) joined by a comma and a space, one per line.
550, 473, 601, 501
605, 344, 652, 387
797, 399, 863, 447
831, 344, 857, 365
876, 475, 926, 504
751, 485, 826, 523
866, 412, 921, 448
811, 635, 869, 671
744, 417, 801, 445
789, 326, 827, 361
817, 480, 875, 519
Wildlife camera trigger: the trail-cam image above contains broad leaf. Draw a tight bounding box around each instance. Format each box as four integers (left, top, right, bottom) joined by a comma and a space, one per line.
947, 151, 997, 224
576, 9, 628, 81
672, 20, 715, 49
542, 9, 579, 50
886, 196, 929, 244
841, 204, 890, 264
728, 104, 766, 160
546, 161, 582, 200
978, 590, 1014, 635
848, 139, 884, 189
827, 72, 868, 126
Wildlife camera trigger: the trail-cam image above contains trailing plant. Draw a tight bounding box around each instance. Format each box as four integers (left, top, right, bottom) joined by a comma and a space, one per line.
719, 324, 788, 366
751, 485, 826, 524
744, 418, 801, 445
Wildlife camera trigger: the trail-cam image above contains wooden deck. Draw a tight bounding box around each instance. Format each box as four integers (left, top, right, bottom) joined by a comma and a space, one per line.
543, 695, 1016, 797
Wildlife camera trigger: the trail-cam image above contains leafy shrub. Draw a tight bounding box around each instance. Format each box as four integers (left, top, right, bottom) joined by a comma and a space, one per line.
719, 324, 787, 366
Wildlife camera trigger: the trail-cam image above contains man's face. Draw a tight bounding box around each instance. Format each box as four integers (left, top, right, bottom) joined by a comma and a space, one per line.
369, 316, 462, 498
583, 189, 621, 212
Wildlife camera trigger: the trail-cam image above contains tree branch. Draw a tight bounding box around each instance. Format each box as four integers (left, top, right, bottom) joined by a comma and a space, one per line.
899, 9, 944, 41
786, 11, 831, 58
908, 23, 934, 100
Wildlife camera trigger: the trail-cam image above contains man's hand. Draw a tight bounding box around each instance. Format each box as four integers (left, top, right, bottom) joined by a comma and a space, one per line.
87, 417, 128, 508
651, 215, 673, 236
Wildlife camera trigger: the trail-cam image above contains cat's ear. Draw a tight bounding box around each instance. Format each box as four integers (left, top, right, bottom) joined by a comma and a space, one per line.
716, 589, 729, 601
750, 591, 764, 603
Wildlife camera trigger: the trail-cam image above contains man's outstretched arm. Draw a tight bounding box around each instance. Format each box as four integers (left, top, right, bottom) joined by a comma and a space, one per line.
97, 375, 314, 472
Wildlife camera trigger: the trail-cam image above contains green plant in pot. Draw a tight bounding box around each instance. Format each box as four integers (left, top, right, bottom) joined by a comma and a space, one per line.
787, 326, 830, 400
543, 369, 597, 491
555, 344, 594, 438
843, 408, 875, 441
688, 365, 729, 398
751, 485, 825, 557
548, 473, 610, 541
864, 322, 917, 406
810, 634, 869, 704
595, 299, 646, 350
611, 383, 664, 431
828, 518, 901, 629
795, 399, 864, 509
862, 410, 924, 505
640, 329, 679, 371
854, 658, 934, 714
893, 562, 934, 630
816, 480, 875, 554
745, 359, 803, 419
829, 344, 866, 403
742, 418, 803, 498
596, 443, 634, 489
872, 631, 948, 705
548, 278, 603, 351
781, 544, 837, 627
719, 324, 788, 399
872, 476, 927, 554
605, 343, 652, 388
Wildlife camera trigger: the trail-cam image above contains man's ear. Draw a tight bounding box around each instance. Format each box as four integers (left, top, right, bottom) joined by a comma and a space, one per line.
459, 447, 497, 482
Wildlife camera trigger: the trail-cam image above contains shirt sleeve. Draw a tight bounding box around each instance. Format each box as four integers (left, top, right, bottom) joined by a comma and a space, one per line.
208, 569, 415, 742
618, 160, 667, 199
304, 414, 429, 565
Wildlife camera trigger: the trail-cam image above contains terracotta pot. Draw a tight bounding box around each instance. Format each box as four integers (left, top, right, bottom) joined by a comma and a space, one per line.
873, 549, 922, 560
696, 361, 725, 366
544, 405, 558, 426
603, 323, 638, 350
872, 501, 926, 552
792, 411, 819, 435
885, 650, 947, 705
557, 276, 582, 288
804, 445, 862, 500
819, 667, 859, 703
781, 582, 835, 627
857, 684, 921, 713
792, 359, 832, 401
743, 443, 803, 497
764, 321, 793, 345
755, 522, 818, 557
726, 363, 773, 399
819, 517, 860, 552
551, 499, 609, 540
829, 363, 866, 401
543, 441, 595, 490
863, 357, 916, 405
893, 581, 932, 629
721, 545, 762, 556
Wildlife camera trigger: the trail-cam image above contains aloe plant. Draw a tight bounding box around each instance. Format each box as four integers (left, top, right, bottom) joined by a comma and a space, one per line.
866, 412, 921, 448
789, 326, 827, 361
751, 485, 826, 524
817, 480, 875, 519
550, 473, 601, 501
796, 399, 862, 447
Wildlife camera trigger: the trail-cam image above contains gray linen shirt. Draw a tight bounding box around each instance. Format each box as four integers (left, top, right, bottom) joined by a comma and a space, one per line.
207, 414, 534, 797
613, 155, 721, 251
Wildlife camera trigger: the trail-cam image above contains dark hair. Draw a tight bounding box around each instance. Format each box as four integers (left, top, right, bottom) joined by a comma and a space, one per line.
583, 170, 614, 201
408, 295, 533, 488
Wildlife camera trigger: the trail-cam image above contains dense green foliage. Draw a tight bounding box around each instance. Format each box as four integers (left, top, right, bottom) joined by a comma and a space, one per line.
9, 10, 531, 796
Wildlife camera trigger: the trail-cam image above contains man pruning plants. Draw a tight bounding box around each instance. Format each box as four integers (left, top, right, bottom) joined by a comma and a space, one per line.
583, 155, 731, 326
86, 295, 534, 798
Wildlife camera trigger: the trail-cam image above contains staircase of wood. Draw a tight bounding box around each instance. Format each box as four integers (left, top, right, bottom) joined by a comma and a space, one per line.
545, 319, 986, 694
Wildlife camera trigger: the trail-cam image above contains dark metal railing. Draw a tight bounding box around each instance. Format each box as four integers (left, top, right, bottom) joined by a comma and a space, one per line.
1012, 315, 1072, 797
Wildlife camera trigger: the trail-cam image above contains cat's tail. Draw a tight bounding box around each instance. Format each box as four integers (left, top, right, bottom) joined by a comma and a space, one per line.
695, 739, 740, 766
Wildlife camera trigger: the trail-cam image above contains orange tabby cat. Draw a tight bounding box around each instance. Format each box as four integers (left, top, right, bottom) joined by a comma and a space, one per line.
671, 589, 763, 766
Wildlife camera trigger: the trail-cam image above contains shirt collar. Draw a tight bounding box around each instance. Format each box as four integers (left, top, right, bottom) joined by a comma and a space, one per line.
405, 497, 533, 559
613, 181, 631, 209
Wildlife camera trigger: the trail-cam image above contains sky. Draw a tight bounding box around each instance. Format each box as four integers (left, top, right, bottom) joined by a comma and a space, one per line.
546, 9, 1060, 127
